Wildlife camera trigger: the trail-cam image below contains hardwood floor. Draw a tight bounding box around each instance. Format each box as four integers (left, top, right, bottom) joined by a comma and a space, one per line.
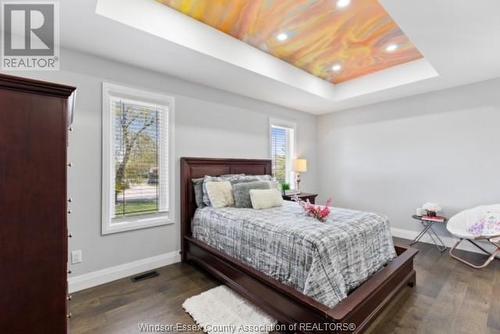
70, 239, 500, 334
366, 238, 500, 334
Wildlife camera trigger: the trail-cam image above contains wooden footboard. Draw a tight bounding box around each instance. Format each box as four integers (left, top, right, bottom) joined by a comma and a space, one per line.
180, 158, 419, 333
185, 237, 417, 333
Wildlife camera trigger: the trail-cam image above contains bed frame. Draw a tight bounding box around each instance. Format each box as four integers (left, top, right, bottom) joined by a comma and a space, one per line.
180, 157, 418, 333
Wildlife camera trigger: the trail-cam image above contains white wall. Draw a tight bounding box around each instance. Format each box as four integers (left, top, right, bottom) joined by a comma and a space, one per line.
10, 48, 499, 280
9, 49, 318, 276
317, 78, 500, 238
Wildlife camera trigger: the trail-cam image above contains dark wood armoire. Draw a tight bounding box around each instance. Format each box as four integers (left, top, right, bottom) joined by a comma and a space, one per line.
0, 74, 76, 333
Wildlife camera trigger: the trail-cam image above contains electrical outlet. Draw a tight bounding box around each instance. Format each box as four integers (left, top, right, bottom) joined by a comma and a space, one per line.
71, 250, 83, 264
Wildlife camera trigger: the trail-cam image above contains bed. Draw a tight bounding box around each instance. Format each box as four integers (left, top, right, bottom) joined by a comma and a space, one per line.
181, 157, 418, 333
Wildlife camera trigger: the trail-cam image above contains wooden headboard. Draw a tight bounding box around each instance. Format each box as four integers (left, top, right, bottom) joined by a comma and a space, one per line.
180, 157, 272, 261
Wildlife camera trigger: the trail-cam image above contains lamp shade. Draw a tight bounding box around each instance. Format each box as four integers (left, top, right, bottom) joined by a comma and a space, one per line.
294, 159, 308, 173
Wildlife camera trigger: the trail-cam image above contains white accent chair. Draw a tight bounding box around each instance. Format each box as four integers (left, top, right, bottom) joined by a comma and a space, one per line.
447, 205, 500, 269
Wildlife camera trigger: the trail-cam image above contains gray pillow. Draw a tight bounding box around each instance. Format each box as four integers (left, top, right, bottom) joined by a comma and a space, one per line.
192, 178, 205, 208
231, 176, 259, 184
233, 181, 271, 208
254, 175, 279, 189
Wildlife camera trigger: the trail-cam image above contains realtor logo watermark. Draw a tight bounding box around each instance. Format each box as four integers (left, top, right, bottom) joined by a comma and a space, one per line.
1, 1, 59, 70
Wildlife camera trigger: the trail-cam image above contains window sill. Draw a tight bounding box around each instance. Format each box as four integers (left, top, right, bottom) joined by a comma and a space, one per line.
102, 212, 174, 235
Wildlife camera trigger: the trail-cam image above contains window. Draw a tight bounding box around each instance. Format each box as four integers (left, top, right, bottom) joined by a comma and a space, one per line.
102, 83, 174, 234
270, 119, 295, 187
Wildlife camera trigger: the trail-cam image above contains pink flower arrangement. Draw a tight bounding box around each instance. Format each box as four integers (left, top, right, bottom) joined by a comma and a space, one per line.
293, 196, 333, 222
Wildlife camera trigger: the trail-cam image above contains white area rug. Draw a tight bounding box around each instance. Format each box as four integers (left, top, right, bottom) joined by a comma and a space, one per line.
183, 285, 277, 334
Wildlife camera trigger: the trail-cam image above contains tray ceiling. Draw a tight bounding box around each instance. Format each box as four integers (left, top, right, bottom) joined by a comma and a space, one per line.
157, 0, 423, 84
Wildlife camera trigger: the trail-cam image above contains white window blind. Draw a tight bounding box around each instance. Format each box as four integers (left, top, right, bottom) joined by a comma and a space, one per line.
111, 97, 169, 218
102, 82, 174, 235
271, 124, 294, 186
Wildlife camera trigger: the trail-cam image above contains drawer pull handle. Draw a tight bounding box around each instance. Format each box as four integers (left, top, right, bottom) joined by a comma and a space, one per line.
67, 162, 73, 167
68, 270, 72, 274
67, 313, 72, 319
68, 197, 73, 203
67, 295, 72, 301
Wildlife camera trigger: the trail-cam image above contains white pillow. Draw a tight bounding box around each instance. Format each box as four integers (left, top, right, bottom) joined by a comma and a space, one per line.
205, 181, 234, 208
249, 189, 283, 210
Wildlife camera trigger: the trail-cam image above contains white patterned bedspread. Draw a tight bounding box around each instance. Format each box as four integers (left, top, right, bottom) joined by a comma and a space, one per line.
192, 201, 396, 308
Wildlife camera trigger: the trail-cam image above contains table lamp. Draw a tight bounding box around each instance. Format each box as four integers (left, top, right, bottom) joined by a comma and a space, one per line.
293, 158, 307, 193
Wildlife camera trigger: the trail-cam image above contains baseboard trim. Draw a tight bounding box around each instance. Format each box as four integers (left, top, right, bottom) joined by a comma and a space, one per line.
68, 250, 181, 293
391, 227, 496, 255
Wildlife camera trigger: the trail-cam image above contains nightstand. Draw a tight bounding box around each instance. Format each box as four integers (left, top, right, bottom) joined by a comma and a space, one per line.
282, 192, 318, 204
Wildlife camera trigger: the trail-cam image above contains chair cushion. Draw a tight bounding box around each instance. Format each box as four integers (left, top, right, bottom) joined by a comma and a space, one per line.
448, 204, 500, 239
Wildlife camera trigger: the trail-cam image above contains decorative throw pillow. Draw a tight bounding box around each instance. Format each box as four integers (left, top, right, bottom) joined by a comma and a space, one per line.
205, 181, 234, 208
202, 174, 252, 206
192, 178, 205, 208
249, 189, 283, 210
202, 174, 245, 206
233, 181, 271, 208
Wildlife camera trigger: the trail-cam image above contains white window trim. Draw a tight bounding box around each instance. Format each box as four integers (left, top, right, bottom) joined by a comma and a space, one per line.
101, 82, 175, 235
269, 118, 297, 188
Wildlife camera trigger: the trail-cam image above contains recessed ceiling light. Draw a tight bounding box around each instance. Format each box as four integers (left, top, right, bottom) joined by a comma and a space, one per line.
385, 44, 399, 53
336, 0, 351, 9
331, 63, 343, 72
276, 33, 288, 42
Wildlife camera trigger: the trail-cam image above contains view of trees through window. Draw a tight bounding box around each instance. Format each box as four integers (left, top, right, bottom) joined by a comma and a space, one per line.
271, 125, 291, 184
113, 100, 162, 217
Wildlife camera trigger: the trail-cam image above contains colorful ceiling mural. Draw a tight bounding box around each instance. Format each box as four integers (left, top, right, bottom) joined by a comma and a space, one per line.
157, 0, 423, 84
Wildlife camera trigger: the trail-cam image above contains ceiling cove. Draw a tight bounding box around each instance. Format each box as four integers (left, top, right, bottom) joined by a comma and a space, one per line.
157, 0, 423, 84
